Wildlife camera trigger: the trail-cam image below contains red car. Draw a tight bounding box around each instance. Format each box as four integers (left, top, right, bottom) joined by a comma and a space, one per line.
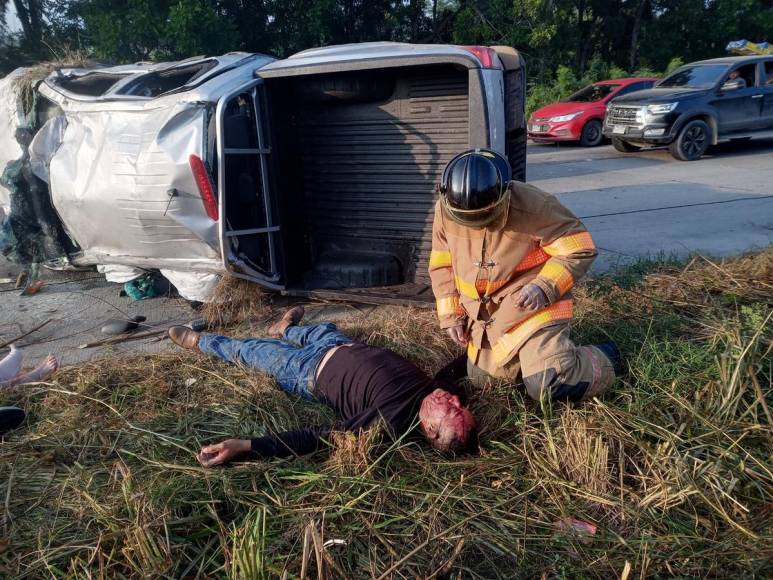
528, 77, 658, 146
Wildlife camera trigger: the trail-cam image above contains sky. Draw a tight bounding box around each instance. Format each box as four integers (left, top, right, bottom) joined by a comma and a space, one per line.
4, 3, 21, 32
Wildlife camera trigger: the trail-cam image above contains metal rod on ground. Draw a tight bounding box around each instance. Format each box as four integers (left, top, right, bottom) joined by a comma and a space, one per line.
77, 328, 168, 349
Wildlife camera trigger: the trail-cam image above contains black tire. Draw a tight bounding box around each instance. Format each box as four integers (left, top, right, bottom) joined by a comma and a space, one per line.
612, 137, 641, 152
579, 119, 603, 147
669, 119, 710, 161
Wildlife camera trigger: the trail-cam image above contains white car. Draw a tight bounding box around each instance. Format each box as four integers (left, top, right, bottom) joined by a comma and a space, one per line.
0, 42, 526, 303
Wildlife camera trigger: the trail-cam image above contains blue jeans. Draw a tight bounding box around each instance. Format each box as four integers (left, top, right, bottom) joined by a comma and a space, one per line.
198, 323, 353, 399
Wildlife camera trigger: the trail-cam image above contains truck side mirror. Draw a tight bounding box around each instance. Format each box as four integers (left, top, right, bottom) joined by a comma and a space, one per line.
720, 78, 745, 92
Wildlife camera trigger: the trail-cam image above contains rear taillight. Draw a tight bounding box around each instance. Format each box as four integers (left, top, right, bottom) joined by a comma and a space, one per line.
189, 154, 219, 221
461, 46, 498, 69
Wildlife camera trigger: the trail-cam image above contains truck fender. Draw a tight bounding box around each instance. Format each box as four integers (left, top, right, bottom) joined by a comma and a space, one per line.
672, 109, 719, 145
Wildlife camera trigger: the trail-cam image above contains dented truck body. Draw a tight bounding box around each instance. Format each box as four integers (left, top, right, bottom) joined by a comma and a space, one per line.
0, 43, 526, 304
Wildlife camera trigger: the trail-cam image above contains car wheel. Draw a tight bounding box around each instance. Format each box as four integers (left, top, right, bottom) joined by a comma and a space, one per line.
670, 119, 710, 161
579, 119, 603, 147
612, 137, 641, 153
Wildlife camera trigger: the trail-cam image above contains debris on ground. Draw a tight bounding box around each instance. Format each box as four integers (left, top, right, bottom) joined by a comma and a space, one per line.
122, 273, 157, 301
101, 315, 147, 336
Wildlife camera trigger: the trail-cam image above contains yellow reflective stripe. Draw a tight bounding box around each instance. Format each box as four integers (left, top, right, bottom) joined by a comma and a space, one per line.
538, 261, 574, 295
544, 231, 595, 256
436, 295, 459, 317
492, 300, 574, 364
429, 250, 452, 269
454, 276, 480, 300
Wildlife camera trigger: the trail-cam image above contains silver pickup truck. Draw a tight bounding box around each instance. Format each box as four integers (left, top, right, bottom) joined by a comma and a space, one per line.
0, 42, 526, 304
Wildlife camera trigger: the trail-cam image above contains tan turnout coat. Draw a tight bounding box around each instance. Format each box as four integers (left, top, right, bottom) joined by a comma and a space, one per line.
429, 181, 597, 369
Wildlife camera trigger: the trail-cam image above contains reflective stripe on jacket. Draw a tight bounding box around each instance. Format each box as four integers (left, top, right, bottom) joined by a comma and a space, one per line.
428, 181, 597, 368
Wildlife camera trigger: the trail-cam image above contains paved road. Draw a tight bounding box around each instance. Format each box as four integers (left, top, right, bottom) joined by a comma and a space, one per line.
527, 138, 773, 270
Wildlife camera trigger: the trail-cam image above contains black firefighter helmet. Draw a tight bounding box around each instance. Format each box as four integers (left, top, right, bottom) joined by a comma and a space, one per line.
439, 149, 512, 226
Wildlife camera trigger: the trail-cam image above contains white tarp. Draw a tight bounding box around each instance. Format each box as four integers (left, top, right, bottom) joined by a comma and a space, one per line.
97, 264, 146, 283
160, 269, 220, 302
0, 68, 27, 214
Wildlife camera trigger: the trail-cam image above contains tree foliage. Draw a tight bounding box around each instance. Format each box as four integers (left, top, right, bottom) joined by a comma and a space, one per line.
1, 0, 772, 82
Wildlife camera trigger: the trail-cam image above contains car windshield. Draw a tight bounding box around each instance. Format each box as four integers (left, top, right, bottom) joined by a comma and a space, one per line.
657, 65, 727, 89
565, 83, 621, 102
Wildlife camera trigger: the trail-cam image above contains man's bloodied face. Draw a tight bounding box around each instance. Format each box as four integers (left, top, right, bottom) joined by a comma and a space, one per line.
419, 388, 477, 454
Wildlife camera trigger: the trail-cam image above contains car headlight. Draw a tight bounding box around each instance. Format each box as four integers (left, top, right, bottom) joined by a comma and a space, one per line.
647, 102, 678, 115
549, 112, 583, 122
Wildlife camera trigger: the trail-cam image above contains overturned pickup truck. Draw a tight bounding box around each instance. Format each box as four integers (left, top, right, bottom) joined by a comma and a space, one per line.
0, 43, 526, 304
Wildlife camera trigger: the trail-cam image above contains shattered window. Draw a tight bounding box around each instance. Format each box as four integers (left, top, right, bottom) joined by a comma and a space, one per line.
52, 72, 129, 96
223, 93, 259, 149
119, 60, 219, 98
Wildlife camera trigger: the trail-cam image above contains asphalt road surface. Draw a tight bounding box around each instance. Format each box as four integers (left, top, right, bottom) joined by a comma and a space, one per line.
527, 137, 773, 270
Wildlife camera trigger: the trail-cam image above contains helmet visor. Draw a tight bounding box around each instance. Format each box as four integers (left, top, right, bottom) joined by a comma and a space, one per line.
441, 191, 509, 227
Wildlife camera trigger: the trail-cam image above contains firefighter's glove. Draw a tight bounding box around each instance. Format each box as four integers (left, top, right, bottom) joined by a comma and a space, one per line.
446, 324, 469, 347
514, 283, 548, 311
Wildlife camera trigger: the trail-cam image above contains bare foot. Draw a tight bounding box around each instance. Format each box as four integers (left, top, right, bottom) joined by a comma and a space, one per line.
18, 355, 59, 384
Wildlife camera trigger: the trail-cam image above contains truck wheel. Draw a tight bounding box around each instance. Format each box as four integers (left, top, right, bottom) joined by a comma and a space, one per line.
612, 137, 641, 153
579, 120, 603, 147
669, 119, 709, 161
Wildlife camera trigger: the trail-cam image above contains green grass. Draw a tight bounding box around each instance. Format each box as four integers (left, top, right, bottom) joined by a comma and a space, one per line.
1, 250, 771, 578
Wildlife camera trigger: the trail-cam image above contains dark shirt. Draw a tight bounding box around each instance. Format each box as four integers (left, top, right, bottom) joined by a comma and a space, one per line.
249, 344, 462, 458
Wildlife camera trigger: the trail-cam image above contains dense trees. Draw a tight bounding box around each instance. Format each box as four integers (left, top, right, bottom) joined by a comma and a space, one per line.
1, 1, 772, 83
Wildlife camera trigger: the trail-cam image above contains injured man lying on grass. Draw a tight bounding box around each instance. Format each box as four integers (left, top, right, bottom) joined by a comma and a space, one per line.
168, 306, 478, 466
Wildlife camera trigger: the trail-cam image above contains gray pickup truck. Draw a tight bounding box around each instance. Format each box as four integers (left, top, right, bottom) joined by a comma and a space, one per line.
0, 42, 526, 304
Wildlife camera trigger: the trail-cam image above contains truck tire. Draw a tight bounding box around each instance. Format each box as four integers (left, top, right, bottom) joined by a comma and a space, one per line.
612, 137, 641, 153
579, 120, 603, 147
669, 119, 709, 161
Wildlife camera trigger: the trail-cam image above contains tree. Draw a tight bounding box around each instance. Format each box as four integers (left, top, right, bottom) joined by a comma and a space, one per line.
167, 0, 239, 58
12, 0, 44, 47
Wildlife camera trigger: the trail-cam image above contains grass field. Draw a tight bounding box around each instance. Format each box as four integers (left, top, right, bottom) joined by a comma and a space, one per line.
1, 251, 771, 578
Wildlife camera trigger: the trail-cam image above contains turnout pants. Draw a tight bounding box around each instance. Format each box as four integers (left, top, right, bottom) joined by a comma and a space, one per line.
467, 322, 615, 402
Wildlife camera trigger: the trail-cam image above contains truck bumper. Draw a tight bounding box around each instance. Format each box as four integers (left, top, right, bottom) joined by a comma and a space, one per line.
602, 122, 676, 144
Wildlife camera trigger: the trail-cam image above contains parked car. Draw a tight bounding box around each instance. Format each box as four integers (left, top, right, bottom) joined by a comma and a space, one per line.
603, 55, 773, 160
528, 77, 657, 146
0, 43, 526, 304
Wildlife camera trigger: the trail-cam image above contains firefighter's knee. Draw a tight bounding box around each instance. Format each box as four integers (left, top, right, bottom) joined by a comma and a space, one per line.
521, 352, 587, 402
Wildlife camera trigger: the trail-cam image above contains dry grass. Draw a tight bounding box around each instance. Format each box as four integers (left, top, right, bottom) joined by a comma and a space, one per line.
0, 250, 771, 578
199, 274, 271, 330
12, 54, 92, 116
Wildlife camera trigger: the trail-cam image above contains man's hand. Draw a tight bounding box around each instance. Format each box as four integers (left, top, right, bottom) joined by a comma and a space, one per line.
514, 283, 548, 311
197, 438, 251, 467
446, 324, 469, 347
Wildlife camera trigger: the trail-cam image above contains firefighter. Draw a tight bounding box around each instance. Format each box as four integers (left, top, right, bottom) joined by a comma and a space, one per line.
428, 149, 620, 402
